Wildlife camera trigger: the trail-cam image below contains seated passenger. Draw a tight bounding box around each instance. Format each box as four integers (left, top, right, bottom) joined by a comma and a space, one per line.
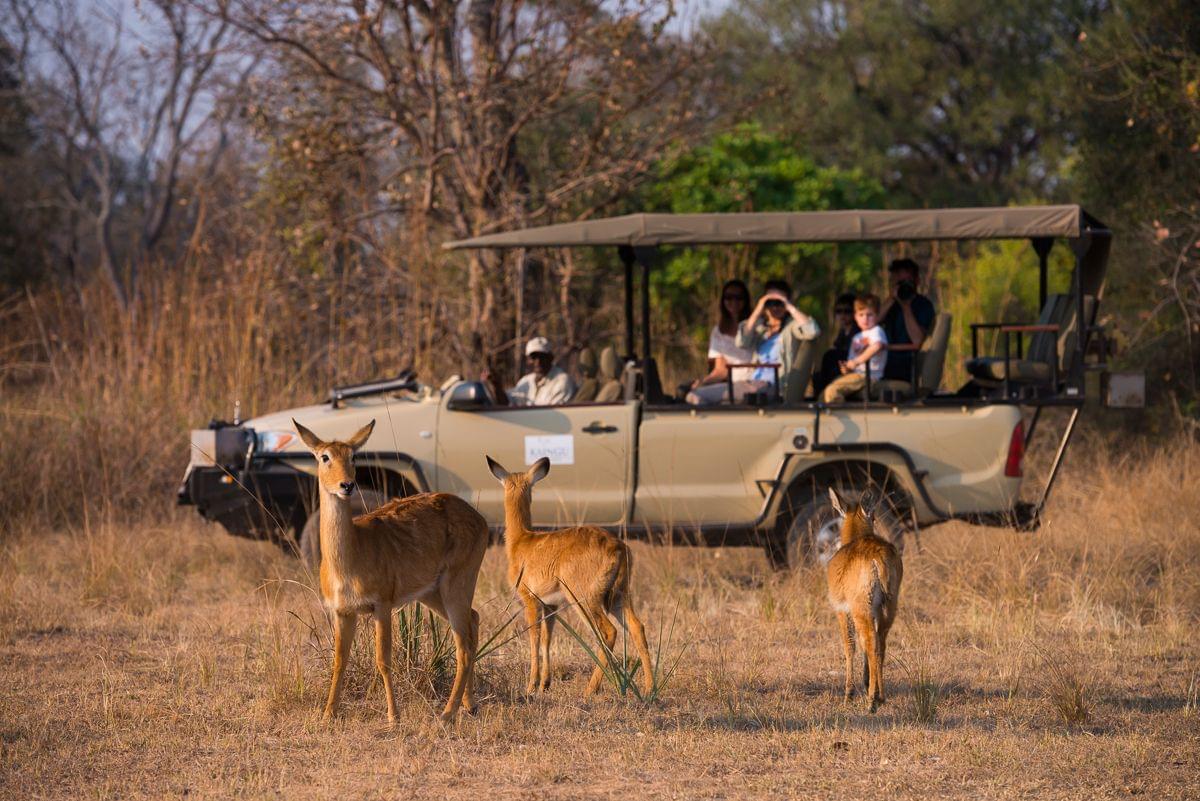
814, 292, 859, 396
880, 257, 936, 382
822, 294, 887, 403
734, 279, 821, 401
483, 336, 576, 406
686, 279, 754, 405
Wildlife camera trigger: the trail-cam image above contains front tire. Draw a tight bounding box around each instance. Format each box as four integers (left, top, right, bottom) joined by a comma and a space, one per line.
297, 489, 388, 572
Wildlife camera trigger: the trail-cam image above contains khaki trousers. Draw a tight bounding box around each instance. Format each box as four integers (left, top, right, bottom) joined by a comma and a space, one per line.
822, 372, 868, 404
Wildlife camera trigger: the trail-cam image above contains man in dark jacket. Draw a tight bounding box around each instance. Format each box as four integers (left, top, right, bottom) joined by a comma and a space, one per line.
879, 258, 936, 383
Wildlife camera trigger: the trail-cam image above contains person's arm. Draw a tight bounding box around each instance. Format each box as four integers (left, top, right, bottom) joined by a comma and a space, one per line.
898, 299, 928, 348
784, 301, 820, 340
694, 354, 731, 388
507, 375, 533, 406
539, 369, 575, 405
847, 339, 884, 371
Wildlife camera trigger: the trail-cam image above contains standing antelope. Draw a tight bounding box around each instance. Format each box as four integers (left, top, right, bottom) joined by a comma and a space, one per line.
485, 455, 655, 697
294, 418, 489, 724
826, 488, 903, 712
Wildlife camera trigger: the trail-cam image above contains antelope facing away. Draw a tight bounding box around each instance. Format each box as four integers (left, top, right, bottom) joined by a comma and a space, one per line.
826, 488, 903, 712
294, 418, 489, 724
485, 455, 655, 697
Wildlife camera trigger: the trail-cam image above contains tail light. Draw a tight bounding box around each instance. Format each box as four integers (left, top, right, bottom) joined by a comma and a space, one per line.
1004, 421, 1025, 478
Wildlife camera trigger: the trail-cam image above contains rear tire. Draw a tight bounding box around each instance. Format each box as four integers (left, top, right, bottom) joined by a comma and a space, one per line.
297, 488, 388, 572
766, 480, 909, 571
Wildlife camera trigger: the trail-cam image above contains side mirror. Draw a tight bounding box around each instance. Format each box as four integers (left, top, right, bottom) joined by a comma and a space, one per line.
446, 380, 493, 411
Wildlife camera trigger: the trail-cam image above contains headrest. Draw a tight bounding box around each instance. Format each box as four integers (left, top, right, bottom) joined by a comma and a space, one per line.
577, 347, 598, 378
599, 346, 621, 380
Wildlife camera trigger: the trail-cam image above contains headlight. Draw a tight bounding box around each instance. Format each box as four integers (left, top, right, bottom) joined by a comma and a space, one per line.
257, 430, 296, 452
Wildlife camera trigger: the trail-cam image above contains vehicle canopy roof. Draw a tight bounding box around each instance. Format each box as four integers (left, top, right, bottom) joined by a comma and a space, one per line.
442, 205, 1108, 249
443, 204, 1111, 371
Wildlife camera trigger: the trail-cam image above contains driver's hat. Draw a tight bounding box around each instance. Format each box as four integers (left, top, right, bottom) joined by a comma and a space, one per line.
524, 336, 553, 357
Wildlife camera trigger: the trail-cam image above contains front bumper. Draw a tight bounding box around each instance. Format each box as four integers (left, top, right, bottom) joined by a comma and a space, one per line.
178, 458, 313, 540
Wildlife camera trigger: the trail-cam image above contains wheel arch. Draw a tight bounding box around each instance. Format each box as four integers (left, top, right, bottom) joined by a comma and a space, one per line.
772, 456, 920, 531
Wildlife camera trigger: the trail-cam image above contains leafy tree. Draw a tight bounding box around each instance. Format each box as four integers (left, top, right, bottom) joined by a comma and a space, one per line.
643, 124, 884, 367
1070, 0, 1200, 412
707, 0, 1100, 206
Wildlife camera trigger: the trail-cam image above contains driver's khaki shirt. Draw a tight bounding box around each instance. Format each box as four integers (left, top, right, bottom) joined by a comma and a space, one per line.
508, 365, 576, 406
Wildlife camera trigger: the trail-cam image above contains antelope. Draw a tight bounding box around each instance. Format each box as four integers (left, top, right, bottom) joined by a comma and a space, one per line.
826, 488, 903, 712
294, 418, 489, 724
485, 455, 655, 697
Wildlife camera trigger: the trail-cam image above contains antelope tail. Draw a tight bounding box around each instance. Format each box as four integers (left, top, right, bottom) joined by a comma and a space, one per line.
869, 559, 892, 634
606, 545, 633, 611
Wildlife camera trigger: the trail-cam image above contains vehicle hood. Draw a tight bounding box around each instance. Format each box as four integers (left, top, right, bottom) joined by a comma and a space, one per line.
245, 393, 438, 456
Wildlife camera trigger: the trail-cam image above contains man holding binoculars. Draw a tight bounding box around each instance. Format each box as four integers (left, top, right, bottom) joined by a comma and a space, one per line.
879, 257, 936, 383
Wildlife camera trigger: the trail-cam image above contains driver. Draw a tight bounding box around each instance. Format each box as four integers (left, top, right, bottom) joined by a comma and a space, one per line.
485, 336, 577, 406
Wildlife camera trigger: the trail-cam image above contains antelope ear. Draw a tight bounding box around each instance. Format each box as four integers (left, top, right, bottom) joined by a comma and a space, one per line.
527, 457, 551, 485
486, 455, 509, 483
346, 419, 375, 451
293, 419, 324, 451
828, 487, 845, 516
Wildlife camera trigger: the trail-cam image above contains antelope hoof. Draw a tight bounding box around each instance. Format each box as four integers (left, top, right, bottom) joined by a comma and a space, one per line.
525, 683, 539, 696
843, 689, 856, 702
867, 699, 880, 714
439, 708, 458, 723
539, 678, 552, 691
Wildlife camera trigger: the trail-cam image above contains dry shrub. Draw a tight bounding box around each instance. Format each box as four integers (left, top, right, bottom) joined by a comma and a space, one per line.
1037, 643, 1093, 725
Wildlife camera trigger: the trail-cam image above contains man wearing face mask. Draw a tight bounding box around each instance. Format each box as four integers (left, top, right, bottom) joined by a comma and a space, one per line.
483, 336, 577, 406
879, 258, 936, 383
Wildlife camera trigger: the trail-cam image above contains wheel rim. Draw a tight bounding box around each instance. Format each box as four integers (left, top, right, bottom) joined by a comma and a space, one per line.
814, 517, 842, 565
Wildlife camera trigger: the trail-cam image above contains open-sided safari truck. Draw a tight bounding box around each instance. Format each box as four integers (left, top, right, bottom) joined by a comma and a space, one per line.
179, 205, 1119, 569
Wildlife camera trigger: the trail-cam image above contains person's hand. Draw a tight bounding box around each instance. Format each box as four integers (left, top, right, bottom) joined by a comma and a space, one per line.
838, 360, 851, 375
690, 378, 702, 390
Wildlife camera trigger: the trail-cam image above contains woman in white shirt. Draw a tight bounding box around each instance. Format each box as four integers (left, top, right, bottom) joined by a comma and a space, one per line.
686, 279, 753, 405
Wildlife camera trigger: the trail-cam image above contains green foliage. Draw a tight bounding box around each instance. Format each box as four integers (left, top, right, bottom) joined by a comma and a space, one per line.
936, 239, 1074, 388
1070, 0, 1200, 406
708, 0, 1097, 206
643, 125, 883, 363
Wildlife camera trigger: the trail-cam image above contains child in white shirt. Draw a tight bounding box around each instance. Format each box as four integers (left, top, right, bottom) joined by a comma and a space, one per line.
822, 294, 888, 403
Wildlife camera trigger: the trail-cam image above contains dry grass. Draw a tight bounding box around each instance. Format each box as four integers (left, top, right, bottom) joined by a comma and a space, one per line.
2, 444, 1199, 799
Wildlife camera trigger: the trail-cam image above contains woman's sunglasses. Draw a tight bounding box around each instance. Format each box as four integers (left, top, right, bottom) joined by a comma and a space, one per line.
723, 294, 747, 303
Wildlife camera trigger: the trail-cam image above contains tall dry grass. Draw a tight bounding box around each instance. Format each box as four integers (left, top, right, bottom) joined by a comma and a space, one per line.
0, 247, 442, 528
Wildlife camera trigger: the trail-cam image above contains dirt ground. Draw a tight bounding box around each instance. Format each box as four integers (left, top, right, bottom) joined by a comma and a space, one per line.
2, 448, 1198, 800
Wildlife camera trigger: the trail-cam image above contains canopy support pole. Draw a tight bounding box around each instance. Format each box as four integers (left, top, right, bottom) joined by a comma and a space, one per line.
1032, 237, 1053, 312
618, 245, 635, 360
636, 248, 654, 365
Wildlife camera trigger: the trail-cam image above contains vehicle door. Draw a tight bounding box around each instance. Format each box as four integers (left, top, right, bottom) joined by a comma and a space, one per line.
634, 407, 816, 527
435, 388, 636, 527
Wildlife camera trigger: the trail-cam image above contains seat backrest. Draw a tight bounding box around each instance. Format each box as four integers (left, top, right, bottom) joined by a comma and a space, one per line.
594, 346, 623, 402
915, 312, 952, 395
1026, 294, 1071, 365
572, 346, 599, 402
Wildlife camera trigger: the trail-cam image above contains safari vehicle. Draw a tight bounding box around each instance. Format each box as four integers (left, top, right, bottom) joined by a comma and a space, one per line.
179, 205, 1120, 569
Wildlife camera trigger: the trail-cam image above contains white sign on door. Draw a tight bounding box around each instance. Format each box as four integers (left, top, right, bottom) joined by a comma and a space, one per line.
525, 434, 575, 466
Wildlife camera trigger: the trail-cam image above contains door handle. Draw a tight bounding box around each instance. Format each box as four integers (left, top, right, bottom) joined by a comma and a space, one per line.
582, 422, 618, 434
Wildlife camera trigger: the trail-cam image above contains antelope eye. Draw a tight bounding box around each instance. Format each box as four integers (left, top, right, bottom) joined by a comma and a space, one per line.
320, 453, 330, 464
